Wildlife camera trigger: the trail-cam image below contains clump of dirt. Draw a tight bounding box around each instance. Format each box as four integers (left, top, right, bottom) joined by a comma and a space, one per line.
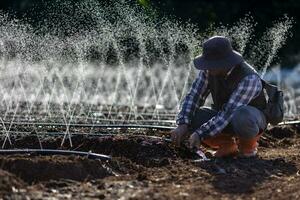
260, 125, 299, 148
0, 155, 112, 183
266, 125, 296, 139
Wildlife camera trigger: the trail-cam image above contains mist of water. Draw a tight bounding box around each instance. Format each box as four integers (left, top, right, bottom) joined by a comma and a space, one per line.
0, 0, 296, 128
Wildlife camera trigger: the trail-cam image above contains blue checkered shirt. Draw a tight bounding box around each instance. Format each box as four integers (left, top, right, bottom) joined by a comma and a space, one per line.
176, 70, 262, 139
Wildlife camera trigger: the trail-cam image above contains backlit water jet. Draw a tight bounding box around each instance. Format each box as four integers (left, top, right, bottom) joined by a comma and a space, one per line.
0, 0, 296, 146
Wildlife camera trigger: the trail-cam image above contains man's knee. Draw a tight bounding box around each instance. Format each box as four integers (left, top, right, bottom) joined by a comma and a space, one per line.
231, 106, 260, 139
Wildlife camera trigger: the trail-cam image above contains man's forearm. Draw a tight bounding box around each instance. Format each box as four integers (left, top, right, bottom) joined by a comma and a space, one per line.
176, 71, 209, 125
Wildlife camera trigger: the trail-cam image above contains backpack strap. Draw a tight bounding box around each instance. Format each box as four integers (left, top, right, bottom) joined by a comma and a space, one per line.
261, 79, 278, 100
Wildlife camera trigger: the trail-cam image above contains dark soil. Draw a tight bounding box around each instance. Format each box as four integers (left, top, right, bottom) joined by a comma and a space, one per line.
1, 125, 300, 199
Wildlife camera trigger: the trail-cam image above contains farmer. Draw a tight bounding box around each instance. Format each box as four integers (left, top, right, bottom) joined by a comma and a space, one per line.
171, 36, 267, 158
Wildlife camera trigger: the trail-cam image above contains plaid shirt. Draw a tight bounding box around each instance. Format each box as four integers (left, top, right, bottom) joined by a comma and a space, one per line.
176, 70, 262, 139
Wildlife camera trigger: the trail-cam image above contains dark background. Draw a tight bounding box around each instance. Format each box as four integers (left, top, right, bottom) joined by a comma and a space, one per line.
0, 0, 299, 68
149, 0, 300, 68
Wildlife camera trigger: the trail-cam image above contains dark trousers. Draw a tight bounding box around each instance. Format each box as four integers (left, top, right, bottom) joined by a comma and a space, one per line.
189, 106, 267, 139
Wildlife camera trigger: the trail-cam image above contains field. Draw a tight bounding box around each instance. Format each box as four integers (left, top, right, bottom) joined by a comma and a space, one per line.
0, 0, 298, 199
0, 120, 299, 199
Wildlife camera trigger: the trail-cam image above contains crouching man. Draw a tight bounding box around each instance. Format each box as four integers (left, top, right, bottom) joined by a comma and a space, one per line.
171, 36, 268, 158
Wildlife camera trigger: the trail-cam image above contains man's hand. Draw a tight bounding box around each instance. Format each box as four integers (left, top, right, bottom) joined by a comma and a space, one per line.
170, 124, 189, 146
189, 132, 201, 149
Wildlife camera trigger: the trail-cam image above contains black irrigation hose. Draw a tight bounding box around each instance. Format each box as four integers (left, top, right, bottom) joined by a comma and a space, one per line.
0, 149, 111, 160
1, 111, 177, 117
1, 120, 299, 130
1, 119, 176, 125
0, 122, 176, 130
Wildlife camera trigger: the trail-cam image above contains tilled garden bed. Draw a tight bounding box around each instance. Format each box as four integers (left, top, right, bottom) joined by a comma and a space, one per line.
0, 124, 300, 199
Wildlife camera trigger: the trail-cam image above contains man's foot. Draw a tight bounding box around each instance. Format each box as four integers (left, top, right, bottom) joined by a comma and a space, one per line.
202, 134, 238, 158
238, 146, 258, 158
238, 133, 262, 158
214, 142, 238, 157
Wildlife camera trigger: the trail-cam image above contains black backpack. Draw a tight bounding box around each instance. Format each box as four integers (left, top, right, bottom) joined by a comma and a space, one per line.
262, 80, 284, 125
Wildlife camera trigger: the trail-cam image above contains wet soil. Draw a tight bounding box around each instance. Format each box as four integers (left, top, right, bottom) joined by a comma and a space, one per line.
1, 124, 300, 199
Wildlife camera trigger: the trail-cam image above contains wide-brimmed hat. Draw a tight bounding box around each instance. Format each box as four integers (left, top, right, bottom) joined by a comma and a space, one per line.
194, 36, 244, 70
